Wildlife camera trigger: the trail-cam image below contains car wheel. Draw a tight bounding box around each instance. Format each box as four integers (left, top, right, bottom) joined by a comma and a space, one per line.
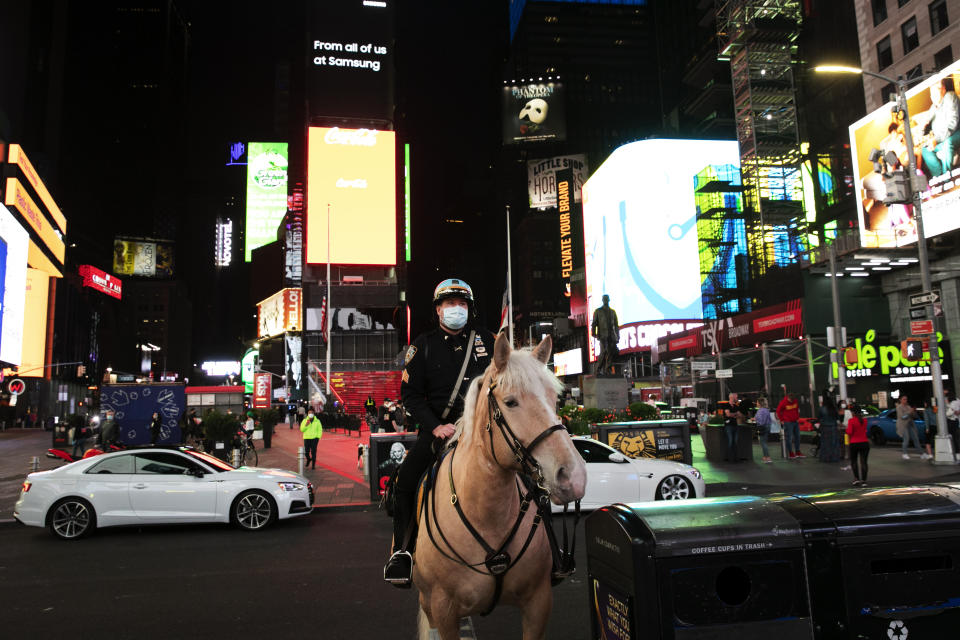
869, 426, 887, 446
232, 490, 275, 531
656, 475, 695, 500
48, 497, 95, 540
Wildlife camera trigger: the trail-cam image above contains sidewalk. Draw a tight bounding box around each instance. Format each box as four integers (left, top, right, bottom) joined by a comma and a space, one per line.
692, 432, 960, 496
257, 421, 372, 507
3, 426, 960, 521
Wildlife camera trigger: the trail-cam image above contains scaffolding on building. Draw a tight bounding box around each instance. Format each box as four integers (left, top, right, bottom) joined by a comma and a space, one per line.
695, 164, 750, 319
716, 0, 808, 283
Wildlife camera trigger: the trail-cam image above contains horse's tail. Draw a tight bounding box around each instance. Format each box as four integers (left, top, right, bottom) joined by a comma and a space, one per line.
417, 605, 432, 640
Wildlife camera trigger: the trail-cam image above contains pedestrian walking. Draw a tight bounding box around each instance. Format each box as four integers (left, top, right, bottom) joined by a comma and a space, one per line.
724, 392, 743, 463
754, 398, 773, 463
839, 400, 853, 471
100, 410, 119, 449
295, 402, 305, 429
818, 392, 841, 463
72, 419, 89, 457
896, 395, 922, 459
777, 391, 803, 458
922, 399, 938, 461
948, 391, 960, 460
383, 278, 495, 587
846, 402, 870, 486
391, 401, 406, 433
364, 394, 377, 432
300, 408, 323, 470
149, 411, 162, 445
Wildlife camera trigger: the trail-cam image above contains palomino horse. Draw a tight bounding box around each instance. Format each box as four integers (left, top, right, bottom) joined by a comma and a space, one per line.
414, 333, 587, 640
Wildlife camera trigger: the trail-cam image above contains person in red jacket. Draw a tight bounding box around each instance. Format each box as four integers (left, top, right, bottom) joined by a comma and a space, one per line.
846, 402, 870, 486
776, 392, 803, 459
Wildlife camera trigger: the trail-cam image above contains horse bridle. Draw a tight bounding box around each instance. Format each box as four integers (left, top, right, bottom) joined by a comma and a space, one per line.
422, 376, 581, 616
484, 378, 568, 498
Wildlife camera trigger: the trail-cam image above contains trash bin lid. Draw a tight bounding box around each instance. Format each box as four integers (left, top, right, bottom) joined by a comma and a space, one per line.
617, 495, 802, 558
789, 485, 960, 541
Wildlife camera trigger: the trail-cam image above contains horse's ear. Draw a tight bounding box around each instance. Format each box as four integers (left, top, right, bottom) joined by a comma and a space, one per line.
493, 331, 511, 372
532, 335, 552, 364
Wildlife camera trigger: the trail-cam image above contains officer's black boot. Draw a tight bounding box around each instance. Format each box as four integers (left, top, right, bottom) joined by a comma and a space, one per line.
383, 493, 415, 587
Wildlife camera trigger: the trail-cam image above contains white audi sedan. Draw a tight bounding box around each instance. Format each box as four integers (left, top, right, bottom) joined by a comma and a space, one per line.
14, 447, 313, 540
554, 436, 706, 512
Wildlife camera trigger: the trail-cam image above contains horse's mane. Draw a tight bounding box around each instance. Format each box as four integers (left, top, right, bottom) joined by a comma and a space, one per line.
449, 347, 563, 447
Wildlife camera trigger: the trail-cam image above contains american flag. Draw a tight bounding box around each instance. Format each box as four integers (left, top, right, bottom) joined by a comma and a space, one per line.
499, 285, 509, 334
320, 295, 328, 343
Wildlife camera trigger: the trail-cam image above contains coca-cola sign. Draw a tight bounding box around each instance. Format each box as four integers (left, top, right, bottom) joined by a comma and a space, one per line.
323, 127, 378, 147
253, 372, 271, 409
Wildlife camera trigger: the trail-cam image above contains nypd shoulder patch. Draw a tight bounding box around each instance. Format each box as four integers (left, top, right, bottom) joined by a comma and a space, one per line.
404, 345, 418, 365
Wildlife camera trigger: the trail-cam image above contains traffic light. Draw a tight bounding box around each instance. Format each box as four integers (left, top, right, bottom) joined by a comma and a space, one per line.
882, 171, 911, 205
901, 339, 924, 360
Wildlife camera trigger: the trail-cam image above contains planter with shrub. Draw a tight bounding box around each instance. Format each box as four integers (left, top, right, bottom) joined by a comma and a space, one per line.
202, 410, 241, 461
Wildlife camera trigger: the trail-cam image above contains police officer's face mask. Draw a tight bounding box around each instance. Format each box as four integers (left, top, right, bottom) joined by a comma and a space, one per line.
441, 305, 469, 330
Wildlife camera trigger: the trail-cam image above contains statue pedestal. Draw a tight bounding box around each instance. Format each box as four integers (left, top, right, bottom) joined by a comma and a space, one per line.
583, 375, 629, 410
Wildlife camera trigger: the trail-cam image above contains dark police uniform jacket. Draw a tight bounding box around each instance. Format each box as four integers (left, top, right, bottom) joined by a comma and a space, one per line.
401, 326, 496, 439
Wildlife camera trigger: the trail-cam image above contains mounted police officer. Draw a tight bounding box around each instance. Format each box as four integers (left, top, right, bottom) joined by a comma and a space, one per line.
383, 278, 496, 587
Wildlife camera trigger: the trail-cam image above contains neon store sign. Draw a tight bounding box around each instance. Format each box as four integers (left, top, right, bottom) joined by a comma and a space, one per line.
832, 329, 944, 378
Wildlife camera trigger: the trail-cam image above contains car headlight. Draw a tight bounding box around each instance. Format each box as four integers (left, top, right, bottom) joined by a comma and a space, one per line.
688, 468, 702, 480
277, 482, 305, 492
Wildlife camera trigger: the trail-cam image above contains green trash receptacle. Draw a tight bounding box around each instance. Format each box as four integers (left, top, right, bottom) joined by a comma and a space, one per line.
585, 496, 812, 639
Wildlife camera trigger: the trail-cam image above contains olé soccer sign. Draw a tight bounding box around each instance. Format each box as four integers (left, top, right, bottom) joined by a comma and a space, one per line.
253, 373, 271, 409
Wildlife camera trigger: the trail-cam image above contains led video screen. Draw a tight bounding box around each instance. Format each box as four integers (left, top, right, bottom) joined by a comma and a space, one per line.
245, 142, 289, 262
582, 139, 740, 358
306, 127, 396, 265
18, 268, 49, 378
0, 204, 29, 366
307, 0, 394, 122
850, 57, 960, 248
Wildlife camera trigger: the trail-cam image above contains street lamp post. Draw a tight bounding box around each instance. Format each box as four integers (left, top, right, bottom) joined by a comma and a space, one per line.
816, 66, 954, 464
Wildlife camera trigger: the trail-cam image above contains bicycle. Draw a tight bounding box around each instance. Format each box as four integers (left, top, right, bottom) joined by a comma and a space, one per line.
232, 429, 258, 467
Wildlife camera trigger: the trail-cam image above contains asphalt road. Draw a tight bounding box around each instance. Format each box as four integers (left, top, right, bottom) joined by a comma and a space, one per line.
0, 507, 592, 640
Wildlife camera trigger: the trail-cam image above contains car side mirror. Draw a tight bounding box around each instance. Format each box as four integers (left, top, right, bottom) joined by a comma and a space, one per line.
189, 468, 206, 478
608, 452, 627, 464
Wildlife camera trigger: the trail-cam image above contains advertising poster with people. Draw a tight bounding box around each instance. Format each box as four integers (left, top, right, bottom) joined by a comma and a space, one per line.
850, 57, 960, 248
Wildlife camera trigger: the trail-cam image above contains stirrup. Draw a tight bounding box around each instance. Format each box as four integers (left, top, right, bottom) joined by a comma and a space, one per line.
384, 550, 413, 585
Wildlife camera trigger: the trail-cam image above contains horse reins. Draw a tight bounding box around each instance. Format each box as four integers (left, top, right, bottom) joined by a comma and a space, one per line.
422, 377, 581, 616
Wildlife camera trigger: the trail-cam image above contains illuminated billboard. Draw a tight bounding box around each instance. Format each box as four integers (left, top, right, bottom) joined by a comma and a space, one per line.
245, 142, 289, 262
0, 205, 29, 366
306, 127, 397, 265
113, 238, 174, 278
307, 0, 394, 121
215, 218, 233, 267
7, 145, 67, 234
850, 57, 960, 248
257, 288, 303, 338
582, 139, 740, 360
241, 349, 258, 394
4, 177, 65, 265
502, 81, 567, 144
528, 154, 587, 209
79, 265, 122, 299
553, 348, 583, 376
18, 268, 49, 377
